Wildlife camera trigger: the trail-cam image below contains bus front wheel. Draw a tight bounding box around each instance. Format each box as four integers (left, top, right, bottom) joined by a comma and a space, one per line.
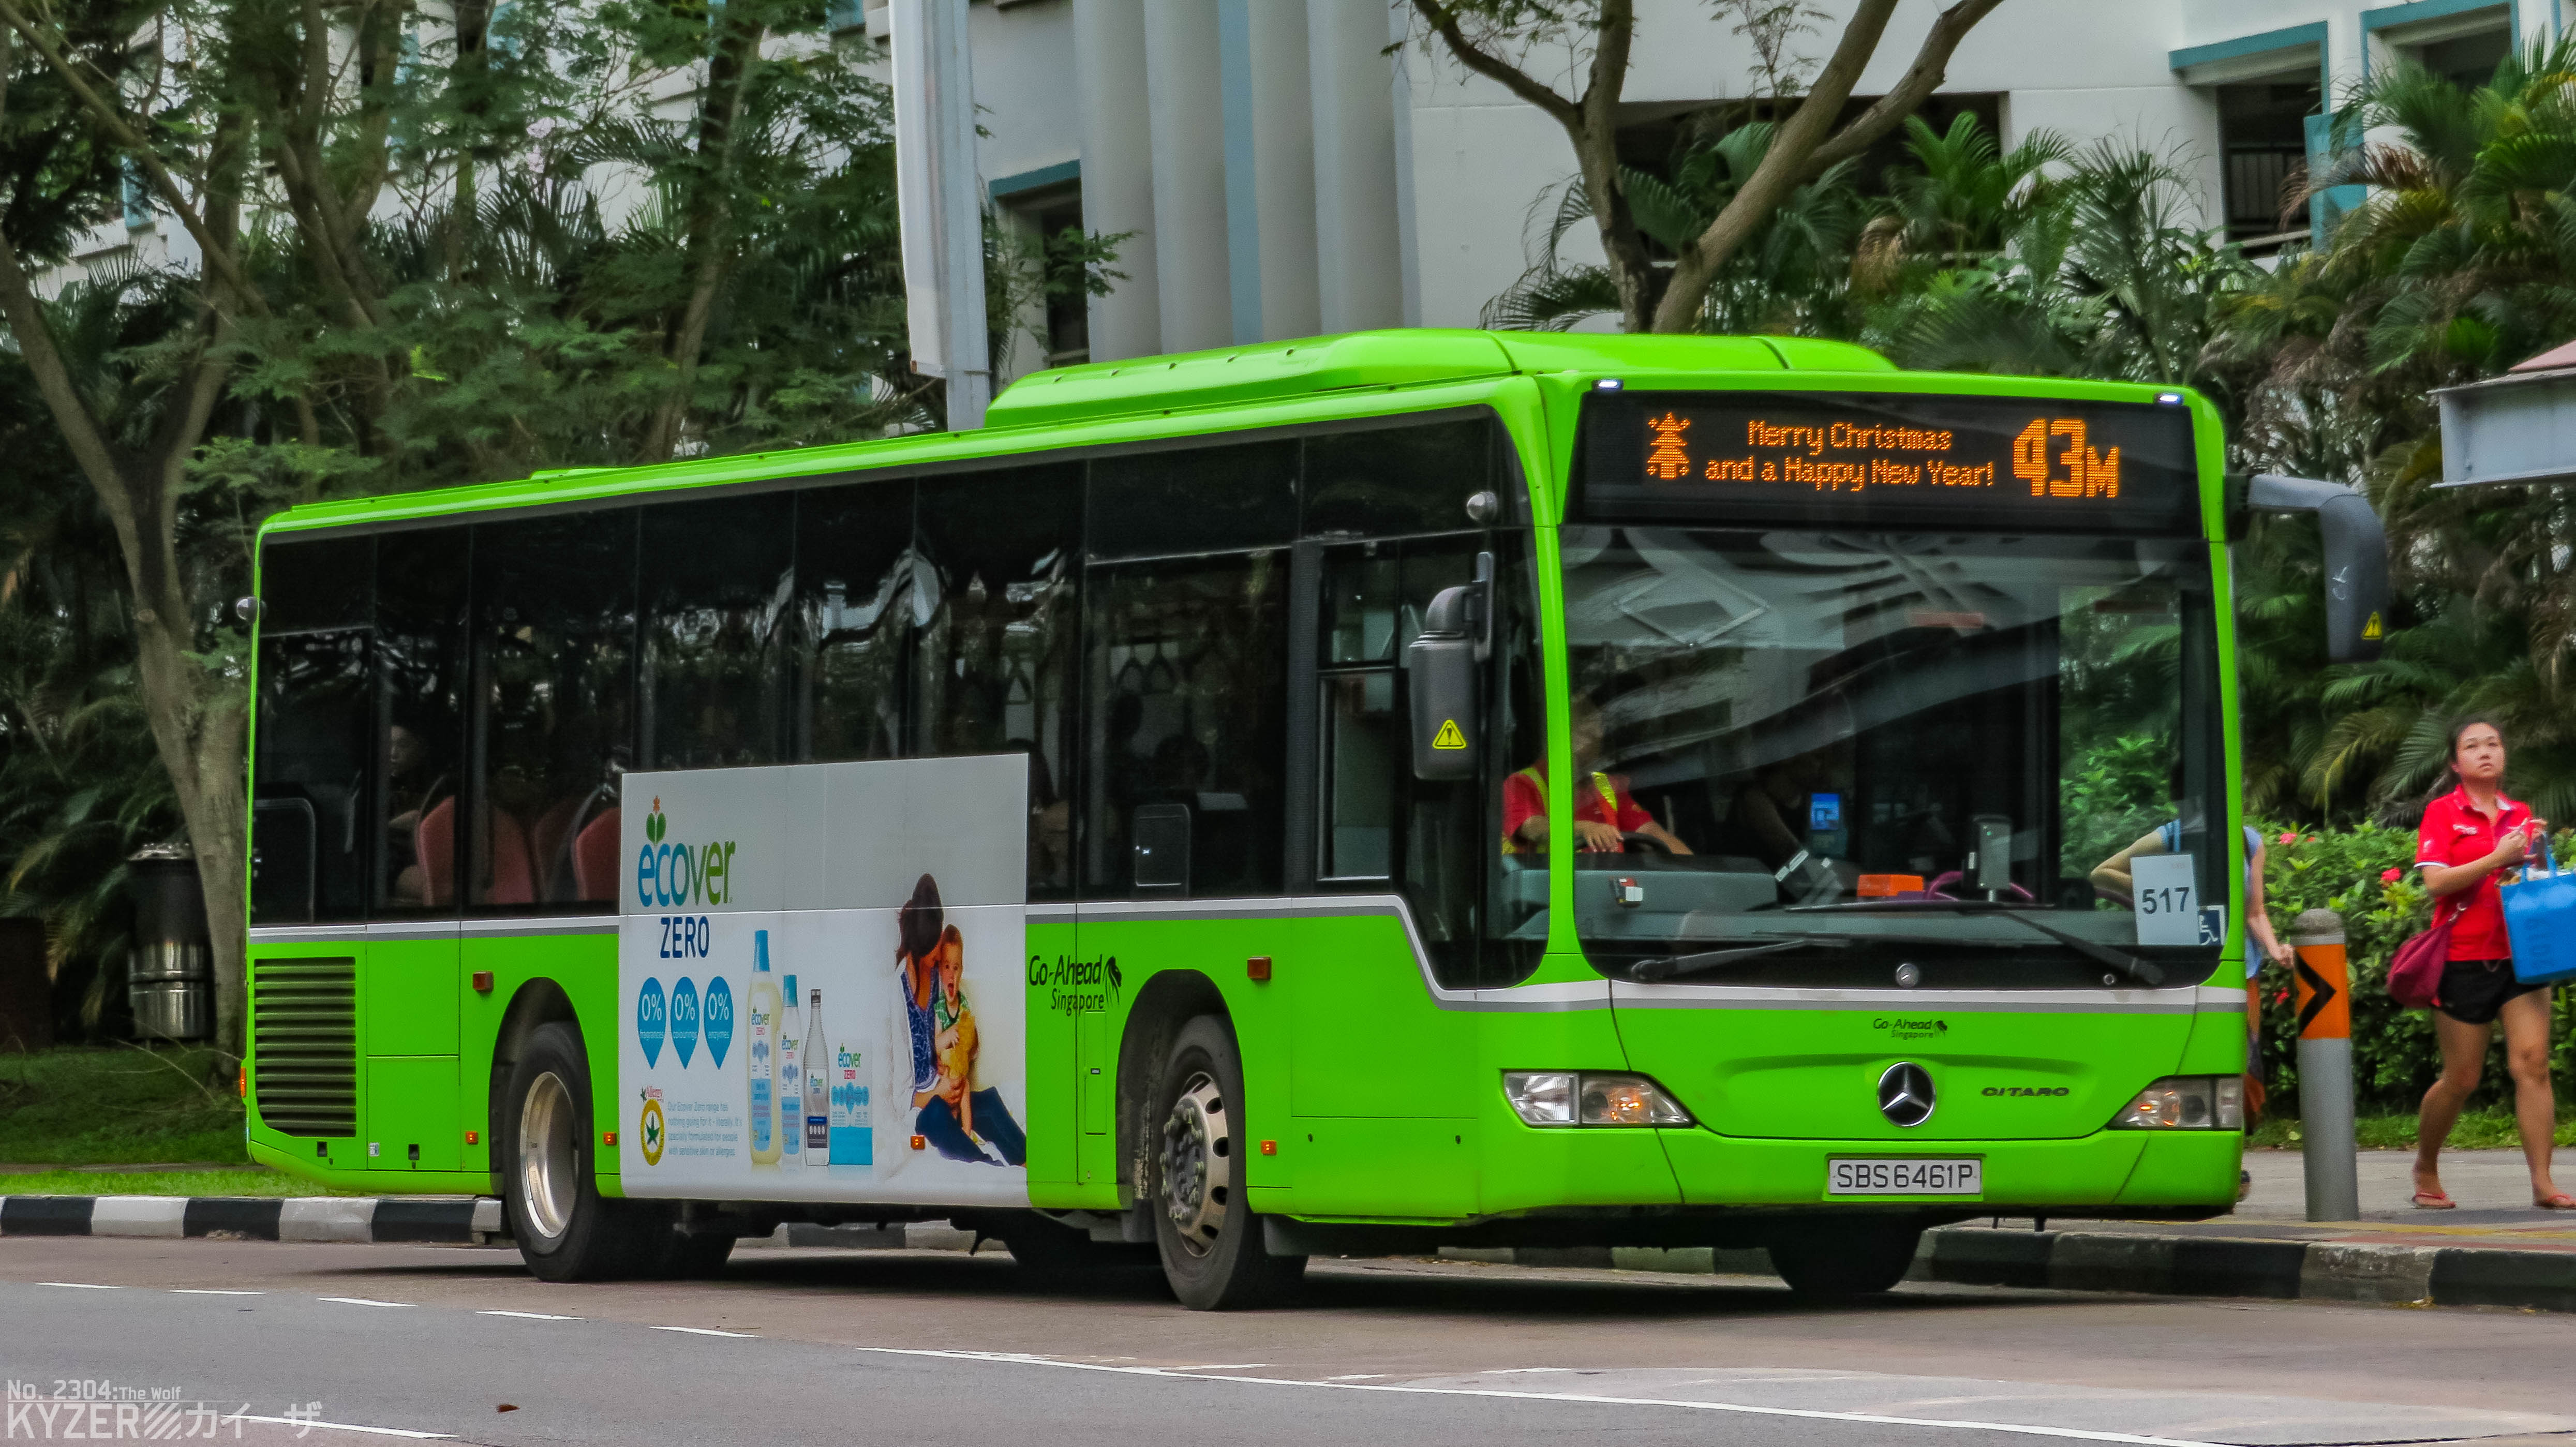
502, 1021, 661, 1281
1767, 1224, 1924, 1298
1149, 1016, 1305, 1310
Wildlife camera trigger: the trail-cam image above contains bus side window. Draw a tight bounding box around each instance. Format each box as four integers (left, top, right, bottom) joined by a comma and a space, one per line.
374, 529, 469, 915
252, 535, 376, 926
796, 477, 919, 765
469, 511, 636, 909
1303, 416, 1504, 536
640, 491, 792, 771
1081, 550, 1289, 899
916, 467, 1082, 899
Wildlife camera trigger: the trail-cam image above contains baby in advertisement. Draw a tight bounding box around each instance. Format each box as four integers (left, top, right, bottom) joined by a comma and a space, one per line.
898, 874, 1026, 1167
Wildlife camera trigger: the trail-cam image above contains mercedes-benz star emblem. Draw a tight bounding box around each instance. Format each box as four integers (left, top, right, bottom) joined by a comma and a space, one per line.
1878, 1062, 1936, 1128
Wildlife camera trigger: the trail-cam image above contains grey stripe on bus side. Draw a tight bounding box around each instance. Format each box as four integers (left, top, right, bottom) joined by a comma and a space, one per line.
257, 900, 2235, 1018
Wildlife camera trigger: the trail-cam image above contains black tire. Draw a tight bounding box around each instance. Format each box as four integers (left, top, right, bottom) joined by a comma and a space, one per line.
1149, 1016, 1305, 1310
1768, 1224, 1923, 1297
501, 1021, 663, 1281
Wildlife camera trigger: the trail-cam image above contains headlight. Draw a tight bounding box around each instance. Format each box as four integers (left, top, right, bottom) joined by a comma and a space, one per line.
2108, 1075, 2243, 1130
1502, 1071, 1691, 1127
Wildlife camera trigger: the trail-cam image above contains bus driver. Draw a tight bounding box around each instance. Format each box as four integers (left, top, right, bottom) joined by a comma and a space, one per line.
1502, 696, 1692, 856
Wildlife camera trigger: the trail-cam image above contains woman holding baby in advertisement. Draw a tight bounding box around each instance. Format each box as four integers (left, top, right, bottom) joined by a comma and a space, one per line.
898, 874, 1028, 1167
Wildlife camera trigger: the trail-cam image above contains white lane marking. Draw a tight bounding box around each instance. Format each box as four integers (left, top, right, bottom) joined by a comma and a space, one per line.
317, 1296, 416, 1308
1323, 1374, 1389, 1381
172, 1289, 264, 1295
36, 1281, 121, 1289
852, 1349, 2229, 1447
478, 1309, 582, 1321
650, 1325, 755, 1337
1166, 1364, 1269, 1371
231, 1414, 454, 1439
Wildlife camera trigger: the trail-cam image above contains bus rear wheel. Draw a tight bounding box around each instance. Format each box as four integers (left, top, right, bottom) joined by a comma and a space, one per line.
1150, 1016, 1304, 1310
1767, 1223, 1924, 1298
502, 1021, 661, 1281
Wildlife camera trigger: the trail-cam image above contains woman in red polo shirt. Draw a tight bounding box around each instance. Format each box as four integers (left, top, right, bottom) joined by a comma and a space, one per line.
2411, 716, 2568, 1210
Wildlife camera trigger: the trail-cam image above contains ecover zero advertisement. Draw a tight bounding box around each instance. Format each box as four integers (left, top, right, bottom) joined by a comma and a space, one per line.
618, 756, 1030, 1206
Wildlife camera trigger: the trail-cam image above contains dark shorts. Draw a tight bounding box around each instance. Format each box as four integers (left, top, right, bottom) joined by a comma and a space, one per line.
2434, 958, 2550, 1026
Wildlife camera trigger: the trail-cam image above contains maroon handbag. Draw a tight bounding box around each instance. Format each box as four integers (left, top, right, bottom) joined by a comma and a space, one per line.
2388, 898, 2459, 1009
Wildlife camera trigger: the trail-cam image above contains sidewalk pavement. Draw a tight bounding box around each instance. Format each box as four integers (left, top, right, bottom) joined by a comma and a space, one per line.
1911, 1147, 2576, 1312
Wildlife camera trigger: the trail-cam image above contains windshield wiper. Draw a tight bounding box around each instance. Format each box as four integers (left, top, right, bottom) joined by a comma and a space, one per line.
1815, 900, 2165, 987
1630, 934, 1853, 982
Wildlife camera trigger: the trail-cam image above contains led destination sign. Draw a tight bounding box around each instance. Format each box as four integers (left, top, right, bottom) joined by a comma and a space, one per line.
1580, 391, 2200, 531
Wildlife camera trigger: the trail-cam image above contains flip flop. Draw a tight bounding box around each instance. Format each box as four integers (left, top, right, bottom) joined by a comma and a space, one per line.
2412, 1189, 2458, 1210
2536, 1193, 2576, 1210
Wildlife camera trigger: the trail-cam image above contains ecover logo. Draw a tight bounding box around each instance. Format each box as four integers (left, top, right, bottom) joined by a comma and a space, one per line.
636, 796, 742, 908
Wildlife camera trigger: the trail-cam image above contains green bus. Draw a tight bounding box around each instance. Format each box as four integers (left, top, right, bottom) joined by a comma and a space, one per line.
246, 329, 2269, 1309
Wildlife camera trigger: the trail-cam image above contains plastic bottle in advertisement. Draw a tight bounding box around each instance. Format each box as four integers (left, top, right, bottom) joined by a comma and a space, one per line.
804, 988, 829, 1166
830, 1042, 871, 1167
778, 972, 802, 1162
747, 930, 780, 1165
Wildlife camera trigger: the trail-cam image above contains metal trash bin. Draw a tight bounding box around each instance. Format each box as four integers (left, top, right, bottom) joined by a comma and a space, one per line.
127, 843, 211, 1042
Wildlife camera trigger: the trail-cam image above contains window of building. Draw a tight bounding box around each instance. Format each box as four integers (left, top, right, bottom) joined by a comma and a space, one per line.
1000, 183, 1094, 368
2215, 77, 2319, 250
640, 492, 793, 770
2401, 17, 2511, 88
469, 511, 636, 909
373, 529, 470, 914
251, 536, 375, 926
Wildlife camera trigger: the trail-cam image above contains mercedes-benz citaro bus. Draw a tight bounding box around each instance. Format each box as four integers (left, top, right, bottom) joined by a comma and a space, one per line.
242, 330, 2312, 1309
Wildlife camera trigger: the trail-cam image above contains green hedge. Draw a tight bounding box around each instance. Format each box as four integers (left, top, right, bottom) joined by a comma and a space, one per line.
2251, 822, 2576, 1115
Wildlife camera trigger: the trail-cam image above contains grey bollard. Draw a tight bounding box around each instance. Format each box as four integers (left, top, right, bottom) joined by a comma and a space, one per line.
2288, 908, 2360, 1221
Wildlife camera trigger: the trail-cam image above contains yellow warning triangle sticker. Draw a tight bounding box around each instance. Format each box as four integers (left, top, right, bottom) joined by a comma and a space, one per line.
1432, 719, 1468, 750
2362, 611, 2384, 640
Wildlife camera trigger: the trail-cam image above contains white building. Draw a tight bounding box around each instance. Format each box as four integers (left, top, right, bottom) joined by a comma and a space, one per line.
58, 1, 2545, 382
869, 0, 2542, 382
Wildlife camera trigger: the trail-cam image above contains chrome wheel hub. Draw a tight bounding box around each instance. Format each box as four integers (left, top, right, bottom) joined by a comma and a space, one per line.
518, 1071, 578, 1242
1159, 1071, 1231, 1258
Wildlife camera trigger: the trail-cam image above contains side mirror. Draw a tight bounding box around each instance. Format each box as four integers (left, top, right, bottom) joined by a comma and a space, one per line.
1407, 561, 1490, 782
2245, 473, 2391, 663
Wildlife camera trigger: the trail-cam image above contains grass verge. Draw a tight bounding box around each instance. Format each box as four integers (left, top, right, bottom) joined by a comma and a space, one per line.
2249, 1109, 2576, 1150
0, 1169, 363, 1197
0, 1046, 247, 1166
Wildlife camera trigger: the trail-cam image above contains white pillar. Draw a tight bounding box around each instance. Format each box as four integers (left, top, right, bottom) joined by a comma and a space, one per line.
1307, 0, 1403, 333
1384, 1, 1422, 327
1073, 0, 1160, 362
1143, 0, 1233, 353
1247, 0, 1321, 340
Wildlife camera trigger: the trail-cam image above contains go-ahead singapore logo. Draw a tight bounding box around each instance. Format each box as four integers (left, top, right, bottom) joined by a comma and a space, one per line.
635, 797, 742, 908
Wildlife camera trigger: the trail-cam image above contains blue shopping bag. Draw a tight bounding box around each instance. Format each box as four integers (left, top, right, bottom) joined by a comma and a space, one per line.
2500, 834, 2576, 984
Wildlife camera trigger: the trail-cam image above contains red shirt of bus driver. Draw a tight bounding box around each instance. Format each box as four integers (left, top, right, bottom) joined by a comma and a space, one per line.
2417, 783, 2535, 959
1501, 763, 1655, 851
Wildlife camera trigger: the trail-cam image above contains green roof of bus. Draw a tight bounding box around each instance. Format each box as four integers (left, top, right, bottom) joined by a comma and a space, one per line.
254, 329, 1918, 535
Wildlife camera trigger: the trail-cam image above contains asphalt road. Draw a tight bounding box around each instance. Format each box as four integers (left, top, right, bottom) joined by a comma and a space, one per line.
1, 1237, 2571, 1447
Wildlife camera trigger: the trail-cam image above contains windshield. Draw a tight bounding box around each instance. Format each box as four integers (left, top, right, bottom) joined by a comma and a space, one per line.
1557, 526, 2225, 984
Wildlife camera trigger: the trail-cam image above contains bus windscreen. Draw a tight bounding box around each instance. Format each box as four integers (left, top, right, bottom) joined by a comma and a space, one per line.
1577, 390, 2201, 532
